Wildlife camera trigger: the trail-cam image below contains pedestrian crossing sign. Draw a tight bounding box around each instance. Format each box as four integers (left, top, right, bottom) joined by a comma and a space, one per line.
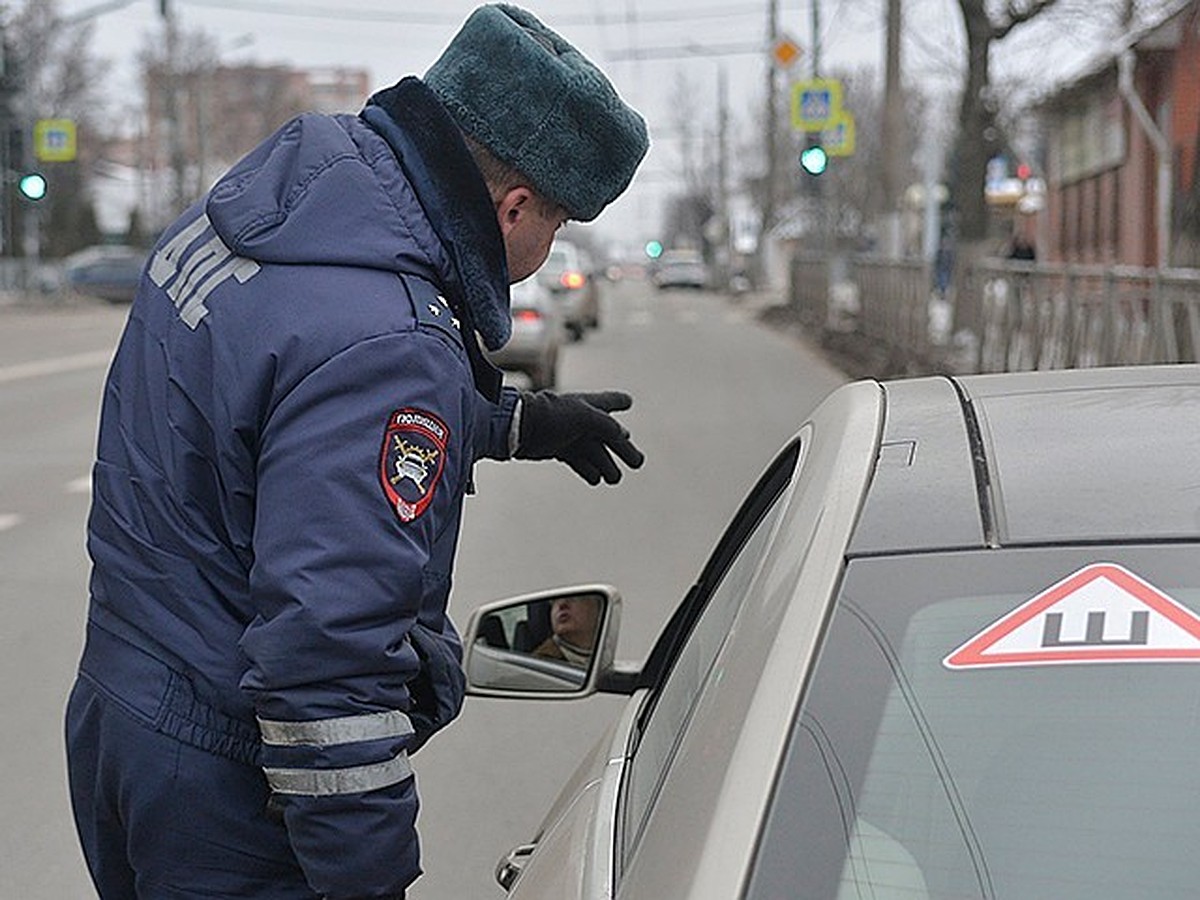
790, 78, 843, 132
34, 119, 77, 163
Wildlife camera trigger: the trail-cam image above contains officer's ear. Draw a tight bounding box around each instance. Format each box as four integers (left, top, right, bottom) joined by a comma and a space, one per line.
495, 186, 537, 238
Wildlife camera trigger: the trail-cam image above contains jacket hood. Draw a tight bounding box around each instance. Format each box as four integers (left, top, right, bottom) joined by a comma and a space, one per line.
206, 114, 428, 273
204, 81, 512, 350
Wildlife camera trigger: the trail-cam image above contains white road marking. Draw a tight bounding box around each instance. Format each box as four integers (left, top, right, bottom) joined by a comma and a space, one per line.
66, 476, 92, 494
0, 513, 22, 532
0, 350, 113, 385
626, 311, 653, 327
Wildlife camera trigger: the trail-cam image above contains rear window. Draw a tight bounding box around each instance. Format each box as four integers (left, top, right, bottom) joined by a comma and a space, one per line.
542, 244, 575, 271
748, 545, 1200, 900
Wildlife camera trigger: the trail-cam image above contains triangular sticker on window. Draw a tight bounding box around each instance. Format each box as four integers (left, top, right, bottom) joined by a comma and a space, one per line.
944, 563, 1200, 669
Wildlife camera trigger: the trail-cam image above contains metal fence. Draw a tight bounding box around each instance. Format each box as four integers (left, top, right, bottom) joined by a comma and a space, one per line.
0, 258, 66, 297
789, 252, 1200, 374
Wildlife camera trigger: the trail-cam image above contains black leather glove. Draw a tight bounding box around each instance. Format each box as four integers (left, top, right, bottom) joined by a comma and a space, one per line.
515, 391, 645, 485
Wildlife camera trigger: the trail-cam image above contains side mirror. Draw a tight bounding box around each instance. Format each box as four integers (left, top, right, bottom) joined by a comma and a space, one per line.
463, 585, 621, 699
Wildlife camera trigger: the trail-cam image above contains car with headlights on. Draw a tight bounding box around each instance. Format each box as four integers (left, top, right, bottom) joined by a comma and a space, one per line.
462, 364, 1200, 900
537, 239, 599, 340
485, 278, 563, 390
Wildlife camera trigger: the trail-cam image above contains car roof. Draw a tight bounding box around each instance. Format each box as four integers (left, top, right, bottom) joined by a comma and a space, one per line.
64, 244, 145, 266
848, 364, 1200, 555
660, 249, 702, 263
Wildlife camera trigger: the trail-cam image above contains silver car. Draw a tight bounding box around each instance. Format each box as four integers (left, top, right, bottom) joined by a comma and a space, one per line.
485, 278, 563, 390
463, 364, 1200, 900
536, 239, 600, 341
651, 248, 708, 290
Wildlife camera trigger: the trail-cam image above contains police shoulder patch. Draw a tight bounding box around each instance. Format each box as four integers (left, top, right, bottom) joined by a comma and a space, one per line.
379, 408, 449, 523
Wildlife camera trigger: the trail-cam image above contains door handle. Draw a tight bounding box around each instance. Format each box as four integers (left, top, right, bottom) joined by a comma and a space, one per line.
495, 842, 537, 892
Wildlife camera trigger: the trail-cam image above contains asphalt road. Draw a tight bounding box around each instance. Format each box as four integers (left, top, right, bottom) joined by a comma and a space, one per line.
0, 280, 847, 899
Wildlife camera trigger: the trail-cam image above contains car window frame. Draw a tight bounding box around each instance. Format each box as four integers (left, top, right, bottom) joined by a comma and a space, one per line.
616, 437, 804, 877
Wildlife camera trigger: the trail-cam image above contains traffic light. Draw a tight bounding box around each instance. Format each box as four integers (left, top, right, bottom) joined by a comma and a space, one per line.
644, 239, 664, 259
17, 171, 47, 201
799, 143, 828, 177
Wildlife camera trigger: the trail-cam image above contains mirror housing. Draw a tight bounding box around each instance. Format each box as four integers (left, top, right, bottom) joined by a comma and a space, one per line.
463, 585, 621, 699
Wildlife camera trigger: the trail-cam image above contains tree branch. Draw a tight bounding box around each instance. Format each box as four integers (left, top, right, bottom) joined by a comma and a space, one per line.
992, 0, 1060, 40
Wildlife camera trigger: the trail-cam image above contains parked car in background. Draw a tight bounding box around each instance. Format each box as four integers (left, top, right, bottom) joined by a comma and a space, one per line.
652, 248, 708, 290
536, 239, 599, 340
463, 364, 1200, 900
485, 278, 562, 390
63, 244, 147, 304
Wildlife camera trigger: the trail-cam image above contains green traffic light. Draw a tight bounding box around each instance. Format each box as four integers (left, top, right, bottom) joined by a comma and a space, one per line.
644, 240, 664, 259
18, 172, 48, 201
799, 145, 828, 176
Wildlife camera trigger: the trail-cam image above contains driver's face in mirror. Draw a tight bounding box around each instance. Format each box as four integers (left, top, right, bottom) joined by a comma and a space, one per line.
534, 596, 602, 666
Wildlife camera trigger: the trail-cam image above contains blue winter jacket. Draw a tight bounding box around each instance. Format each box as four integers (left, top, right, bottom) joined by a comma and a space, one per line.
81, 78, 517, 898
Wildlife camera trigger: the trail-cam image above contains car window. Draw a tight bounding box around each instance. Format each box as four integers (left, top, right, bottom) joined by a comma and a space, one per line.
618, 441, 801, 873
747, 545, 1200, 900
542, 243, 575, 271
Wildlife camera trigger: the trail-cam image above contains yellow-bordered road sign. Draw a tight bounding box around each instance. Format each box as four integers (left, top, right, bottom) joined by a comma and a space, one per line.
823, 111, 856, 158
34, 119, 77, 163
790, 78, 843, 131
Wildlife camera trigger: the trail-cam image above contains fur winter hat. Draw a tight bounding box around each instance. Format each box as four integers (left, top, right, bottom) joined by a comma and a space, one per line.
425, 4, 649, 222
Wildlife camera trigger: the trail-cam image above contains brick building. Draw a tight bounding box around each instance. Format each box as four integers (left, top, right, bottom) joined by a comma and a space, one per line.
1038, 0, 1200, 268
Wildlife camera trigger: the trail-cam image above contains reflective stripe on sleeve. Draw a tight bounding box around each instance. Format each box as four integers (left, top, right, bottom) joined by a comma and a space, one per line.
263, 751, 414, 796
257, 709, 414, 748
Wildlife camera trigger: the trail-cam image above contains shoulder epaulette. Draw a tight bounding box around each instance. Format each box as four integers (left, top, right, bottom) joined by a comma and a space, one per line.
404, 278, 465, 349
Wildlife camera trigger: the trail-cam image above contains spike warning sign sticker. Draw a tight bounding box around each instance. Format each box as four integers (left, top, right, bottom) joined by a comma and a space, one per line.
944, 563, 1200, 669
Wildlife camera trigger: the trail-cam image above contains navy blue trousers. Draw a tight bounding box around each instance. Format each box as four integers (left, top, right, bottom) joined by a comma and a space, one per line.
66, 677, 317, 899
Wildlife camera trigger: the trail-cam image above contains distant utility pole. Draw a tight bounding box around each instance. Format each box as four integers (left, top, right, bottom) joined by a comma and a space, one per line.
811, 0, 821, 77
717, 65, 730, 282
0, 25, 14, 257
762, 0, 779, 252
161, 0, 186, 213
881, 0, 904, 257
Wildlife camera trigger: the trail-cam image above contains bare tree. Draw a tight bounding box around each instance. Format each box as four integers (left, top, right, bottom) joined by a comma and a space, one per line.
820, 66, 927, 250
137, 26, 219, 212
661, 68, 721, 252
9, 0, 106, 123
950, 0, 1060, 246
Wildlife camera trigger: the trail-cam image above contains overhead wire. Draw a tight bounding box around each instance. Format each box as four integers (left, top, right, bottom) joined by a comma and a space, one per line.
177, 0, 783, 27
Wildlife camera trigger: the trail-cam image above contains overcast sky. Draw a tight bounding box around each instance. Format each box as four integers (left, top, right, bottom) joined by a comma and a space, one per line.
57, 0, 1126, 247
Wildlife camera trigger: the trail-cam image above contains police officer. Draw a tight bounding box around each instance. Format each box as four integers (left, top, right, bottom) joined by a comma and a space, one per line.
65, 6, 648, 898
